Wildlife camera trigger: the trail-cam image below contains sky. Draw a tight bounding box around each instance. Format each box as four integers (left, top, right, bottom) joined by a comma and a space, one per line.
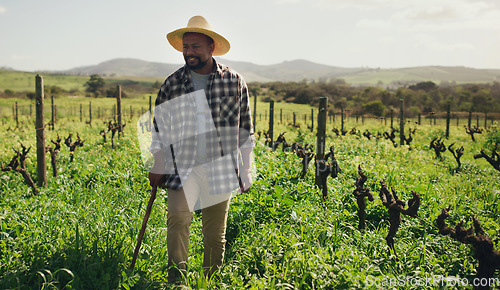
1, 0, 500, 72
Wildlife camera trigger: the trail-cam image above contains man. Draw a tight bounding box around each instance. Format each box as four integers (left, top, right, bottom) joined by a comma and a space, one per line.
148, 15, 254, 282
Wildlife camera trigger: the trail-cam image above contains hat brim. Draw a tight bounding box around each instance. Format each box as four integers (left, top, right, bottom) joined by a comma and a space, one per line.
167, 28, 230, 56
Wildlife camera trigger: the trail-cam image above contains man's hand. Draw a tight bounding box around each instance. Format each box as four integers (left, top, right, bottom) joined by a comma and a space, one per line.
239, 146, 253, 193
149, 151, 166, 187
239, 169, 252, 193
148, 171, 164, 188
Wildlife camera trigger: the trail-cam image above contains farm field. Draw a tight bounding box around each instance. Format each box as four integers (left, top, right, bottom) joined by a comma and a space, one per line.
1, 95, 500, 289
0, 70, 164, 93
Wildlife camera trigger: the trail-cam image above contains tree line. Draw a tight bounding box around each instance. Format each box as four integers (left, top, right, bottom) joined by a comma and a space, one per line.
83, 75, 162, 98
248, 80, 500, 117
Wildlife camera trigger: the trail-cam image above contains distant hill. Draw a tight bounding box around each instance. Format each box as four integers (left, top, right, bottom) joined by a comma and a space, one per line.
58, 58, 500, 85
62, 58, 180, 78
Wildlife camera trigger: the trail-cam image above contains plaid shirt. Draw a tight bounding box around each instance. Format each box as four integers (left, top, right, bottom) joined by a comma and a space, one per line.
151, 58, 254, 192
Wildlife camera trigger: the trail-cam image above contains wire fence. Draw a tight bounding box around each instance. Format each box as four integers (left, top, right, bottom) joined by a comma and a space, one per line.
2, 99, 498, 132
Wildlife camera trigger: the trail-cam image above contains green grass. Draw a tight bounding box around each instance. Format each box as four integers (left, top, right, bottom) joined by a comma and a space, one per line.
341, 66, 500, 85
0, 70, 162, 100
0, 95, 499, 289
0, 70, 89, 92
342, 70, 427, 85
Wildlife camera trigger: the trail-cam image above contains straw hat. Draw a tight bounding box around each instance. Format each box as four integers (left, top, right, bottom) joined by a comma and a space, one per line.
167, 15, 230, 56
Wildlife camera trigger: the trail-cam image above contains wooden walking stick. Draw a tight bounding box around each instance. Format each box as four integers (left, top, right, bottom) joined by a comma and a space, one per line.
130, 186, 157, 270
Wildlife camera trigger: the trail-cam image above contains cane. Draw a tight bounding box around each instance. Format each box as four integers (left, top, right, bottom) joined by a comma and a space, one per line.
130, 186, 157, 270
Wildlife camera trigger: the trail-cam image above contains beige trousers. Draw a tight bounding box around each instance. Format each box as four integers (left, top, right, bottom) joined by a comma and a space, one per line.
166, 165, 231, 281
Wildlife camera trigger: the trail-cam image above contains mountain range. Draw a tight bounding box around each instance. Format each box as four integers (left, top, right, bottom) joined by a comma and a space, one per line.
61, 58, 500, 85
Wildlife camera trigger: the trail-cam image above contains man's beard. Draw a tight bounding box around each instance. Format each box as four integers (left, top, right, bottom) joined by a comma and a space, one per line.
184, 55, 208, 70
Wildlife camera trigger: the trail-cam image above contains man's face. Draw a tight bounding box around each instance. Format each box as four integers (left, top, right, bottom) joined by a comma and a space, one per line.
183, 32, 214, 70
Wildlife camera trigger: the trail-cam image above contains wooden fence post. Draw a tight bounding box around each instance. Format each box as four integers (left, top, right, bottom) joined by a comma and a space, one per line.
293, 112, 296, 126
418, 113, 421, 125
399, 99, 404, 146
341, 106, 344, 133
253, 92, 257, 132
315, 97, 327, 187
80, 103, 83, 122
311, 108, 314, 132
117, 85, 123, 134
148, 95, 153, 130
89, 101, 92, 126
390, 109, 394, 129
445, 103, 450, 139
149, 95, 152, 114
268, 101, 274, 147
15, 102, 19, 127
280, 108, 283, 124
35, 75, 47, 187
51, 95, 55, 130
468, 109, 472, 129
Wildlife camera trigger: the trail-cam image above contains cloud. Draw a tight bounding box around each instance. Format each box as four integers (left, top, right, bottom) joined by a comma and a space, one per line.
413, 34, 475, 52
412, 6, 457, 21
10, 54, 33, 61
272, 0, 394, 10
356, 0, 500, 32
279, 0, 500, 31
308, 0, 393, 11
273, 0, 301, 5
0, 5, 7, 14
